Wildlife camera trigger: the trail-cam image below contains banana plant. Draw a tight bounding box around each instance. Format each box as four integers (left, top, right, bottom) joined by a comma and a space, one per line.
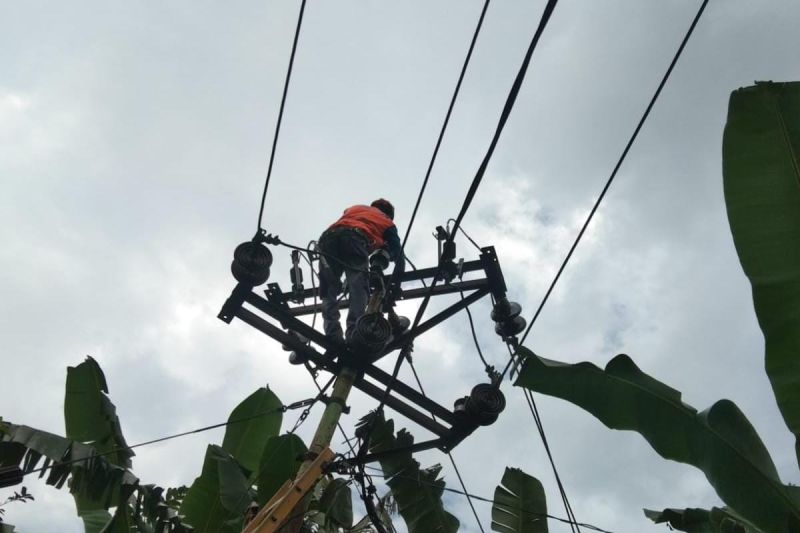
1, 356, 478, 532
515, 81, 800, 532
0, 358, 366, 532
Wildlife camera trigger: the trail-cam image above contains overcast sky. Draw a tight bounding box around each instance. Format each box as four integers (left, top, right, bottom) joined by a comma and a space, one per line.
2, 1, 800, 532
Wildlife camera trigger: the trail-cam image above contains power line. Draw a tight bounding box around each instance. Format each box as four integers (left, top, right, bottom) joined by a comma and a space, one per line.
450, 221, 582, 532
402, 0, 491, 250
363, 467, 614, 533
513, 0, 711, 354
406, 0, 559, 342
256, 0, 307, 231
359, 0, 560, 466
446, 0, 558, 242
1, 399, 315, 480
406, 357, 485, 533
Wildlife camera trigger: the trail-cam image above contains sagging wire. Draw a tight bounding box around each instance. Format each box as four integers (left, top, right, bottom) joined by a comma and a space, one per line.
256, 0, 307, 231
362, 467, 614, 533
406, 359, 486, 533
402, 0, 492, 250
508, 0, 712, 373
1, 398, 318, 481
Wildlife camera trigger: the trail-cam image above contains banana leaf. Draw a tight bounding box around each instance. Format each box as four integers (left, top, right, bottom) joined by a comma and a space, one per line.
65, 357, 134, 531
491, 467, 548, 533
179, 444, 253, 533
65, 357, 132, 468
515, 347, 800, 532
644, 507, 761, 533
356, 412, 459, 533
221, 387, 283, 474
318, 477, 353, 529
255, 433, 306, 505
722, 80, 800, 466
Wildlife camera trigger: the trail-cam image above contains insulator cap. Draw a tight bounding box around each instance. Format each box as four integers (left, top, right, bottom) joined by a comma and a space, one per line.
495, 315, 527, 337
288, 351, 307, 365
491, 299, 522, 322
231, 241, 273, 286
390, 315, 410, 334
465, 384, 506, 426
350, 313, 392, 353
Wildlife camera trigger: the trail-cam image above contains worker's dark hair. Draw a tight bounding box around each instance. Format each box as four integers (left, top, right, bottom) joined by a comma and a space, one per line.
371, 199, 395, 220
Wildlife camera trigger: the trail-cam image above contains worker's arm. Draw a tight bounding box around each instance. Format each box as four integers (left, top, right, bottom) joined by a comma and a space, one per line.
383, 225, 405, 292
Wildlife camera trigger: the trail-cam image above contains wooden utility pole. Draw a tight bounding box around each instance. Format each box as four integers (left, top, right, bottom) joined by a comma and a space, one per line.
243, 365, 358, 533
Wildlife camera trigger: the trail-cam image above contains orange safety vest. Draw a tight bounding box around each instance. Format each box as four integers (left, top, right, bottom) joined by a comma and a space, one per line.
329, 205, 395, 250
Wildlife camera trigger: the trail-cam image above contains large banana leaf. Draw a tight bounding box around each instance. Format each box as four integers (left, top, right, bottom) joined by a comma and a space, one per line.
0, 422, 137, 502
65, 357, 132, 468
514, 348, 800, 532
644, 507, 760, 533
357, 412, 459, 533
255, 433, 306, 505
722, 80, 800, 466
221, 387, 283, 474
65, 357, 134, 531
317, 477, 353, 529
179, 444, 253, 533
0, 422, 192, 532
491, 467, 548, 533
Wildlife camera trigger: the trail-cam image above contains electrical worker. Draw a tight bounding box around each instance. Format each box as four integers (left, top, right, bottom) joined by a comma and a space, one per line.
318, 199, 405, 343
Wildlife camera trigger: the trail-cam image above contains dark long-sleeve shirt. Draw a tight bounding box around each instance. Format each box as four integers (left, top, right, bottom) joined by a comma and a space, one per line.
383, 225, 405, 286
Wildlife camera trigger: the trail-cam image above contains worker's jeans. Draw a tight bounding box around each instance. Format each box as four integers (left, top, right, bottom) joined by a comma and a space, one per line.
318, 228, 370, 342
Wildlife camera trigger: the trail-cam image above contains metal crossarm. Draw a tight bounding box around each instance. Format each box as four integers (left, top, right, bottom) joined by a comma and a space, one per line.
218, 244, 512, 457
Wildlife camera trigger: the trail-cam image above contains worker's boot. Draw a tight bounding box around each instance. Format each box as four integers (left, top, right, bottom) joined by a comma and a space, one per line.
390, 315, 410, 334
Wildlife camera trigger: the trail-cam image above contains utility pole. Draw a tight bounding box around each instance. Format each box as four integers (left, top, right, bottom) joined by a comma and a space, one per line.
281, 366, 358, 533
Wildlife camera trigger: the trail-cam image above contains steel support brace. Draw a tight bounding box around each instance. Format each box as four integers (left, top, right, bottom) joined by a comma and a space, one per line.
354, 377, 450, 437
231, 299, 459, 437
342, 438, 445, 467
218, 247, 512, 459
287, 278, 489, 317
375, 287, 489, 362
362, 365, 455, 424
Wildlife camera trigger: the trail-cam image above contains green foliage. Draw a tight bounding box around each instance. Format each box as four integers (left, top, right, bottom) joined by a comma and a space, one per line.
255, 433, 307, 506
221, 387, 283, 474
515, 347, 800, 532
722, 80, 800, 466
317, 477, 353, 529
65, 357, 134, 531
65, 357, 133, 468
0, 422, 138, 507
644, 507, 760, 533
179, 444, 253, 533
357, 412, 459, 533
491, 467, 548, 533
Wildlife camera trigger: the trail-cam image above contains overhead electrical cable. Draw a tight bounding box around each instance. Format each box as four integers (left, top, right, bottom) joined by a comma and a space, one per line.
509, 0, 711, 361
2, 398, 318, 480
452, 221, 582, 532
356, 0, 560, 476
408, 0, 559, 331
402, 0, 492, 250
256, 0, 308, 231
406, 358, 485, 533
363, 467, 614, 533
